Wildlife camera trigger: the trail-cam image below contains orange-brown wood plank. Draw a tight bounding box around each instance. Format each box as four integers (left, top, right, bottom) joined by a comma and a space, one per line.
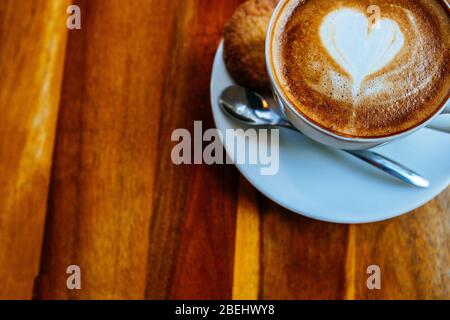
36, 0, 179, 299
0, 0, 70, 299
232, 177, 260, 300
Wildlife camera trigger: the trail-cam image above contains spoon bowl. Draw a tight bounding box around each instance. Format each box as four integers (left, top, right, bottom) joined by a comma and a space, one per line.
219, 86, 291, 128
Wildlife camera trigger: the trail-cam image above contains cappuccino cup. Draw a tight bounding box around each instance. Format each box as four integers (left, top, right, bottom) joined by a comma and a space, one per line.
266, 0, 450, 150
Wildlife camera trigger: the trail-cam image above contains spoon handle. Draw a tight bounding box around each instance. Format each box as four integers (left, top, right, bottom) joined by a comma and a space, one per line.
345, 150, 429, 188
278, 115, 429, 187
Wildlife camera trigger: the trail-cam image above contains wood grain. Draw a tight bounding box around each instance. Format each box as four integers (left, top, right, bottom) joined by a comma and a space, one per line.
350, 190, 450, 299
233, 190, 449, 299
0, 0, 70, 299
36, 0, 177, 299
259, 197, 350, 299
0, 0, 448, 300
144, 0, 243, 300
36, 0, 243, 300
232, 177, 260, 300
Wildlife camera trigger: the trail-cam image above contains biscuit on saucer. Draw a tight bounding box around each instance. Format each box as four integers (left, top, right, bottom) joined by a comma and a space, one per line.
223, 0, 278, 92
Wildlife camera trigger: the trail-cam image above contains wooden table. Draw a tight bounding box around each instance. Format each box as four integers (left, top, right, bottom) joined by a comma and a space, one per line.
0, 0, 448, 300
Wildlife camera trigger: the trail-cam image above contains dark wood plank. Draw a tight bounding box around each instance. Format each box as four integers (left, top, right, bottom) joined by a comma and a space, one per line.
145, 0, 244, 300
259, 197, 349, 299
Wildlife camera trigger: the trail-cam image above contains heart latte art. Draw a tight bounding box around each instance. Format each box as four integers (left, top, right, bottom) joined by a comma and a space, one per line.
272, 0, 450, 137
319, 9, 404, 96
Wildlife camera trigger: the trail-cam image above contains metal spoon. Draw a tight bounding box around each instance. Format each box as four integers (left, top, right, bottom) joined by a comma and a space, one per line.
219, 85, 430, 188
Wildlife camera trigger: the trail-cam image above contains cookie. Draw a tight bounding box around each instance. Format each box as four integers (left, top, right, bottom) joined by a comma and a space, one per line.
223, 0, 278, 92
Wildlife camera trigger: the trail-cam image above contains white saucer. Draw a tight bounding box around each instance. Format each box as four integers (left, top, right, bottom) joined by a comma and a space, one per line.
210, 43, 450, 223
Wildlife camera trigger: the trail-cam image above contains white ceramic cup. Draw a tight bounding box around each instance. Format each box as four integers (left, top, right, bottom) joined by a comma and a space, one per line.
265, 0, 450, 150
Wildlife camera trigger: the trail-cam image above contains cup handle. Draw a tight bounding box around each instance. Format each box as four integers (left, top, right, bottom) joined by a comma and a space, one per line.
426, 100, 450, 133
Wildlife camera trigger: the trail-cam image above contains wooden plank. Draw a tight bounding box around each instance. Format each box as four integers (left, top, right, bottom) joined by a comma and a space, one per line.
0, 0, 70, 299
232, 177, 260, 300
350, 190, 450, 299
255, 191, 449, 299
36, 0, 179, 299
259, 197, 349, 299
144, 0, 244, 300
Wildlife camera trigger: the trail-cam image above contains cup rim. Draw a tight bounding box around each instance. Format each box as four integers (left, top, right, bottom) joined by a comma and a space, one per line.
265, 0, 450, 143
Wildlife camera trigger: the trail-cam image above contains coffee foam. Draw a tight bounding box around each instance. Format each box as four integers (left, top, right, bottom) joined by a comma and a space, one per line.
319, 8, 405, 97
272, 0, 450, 137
